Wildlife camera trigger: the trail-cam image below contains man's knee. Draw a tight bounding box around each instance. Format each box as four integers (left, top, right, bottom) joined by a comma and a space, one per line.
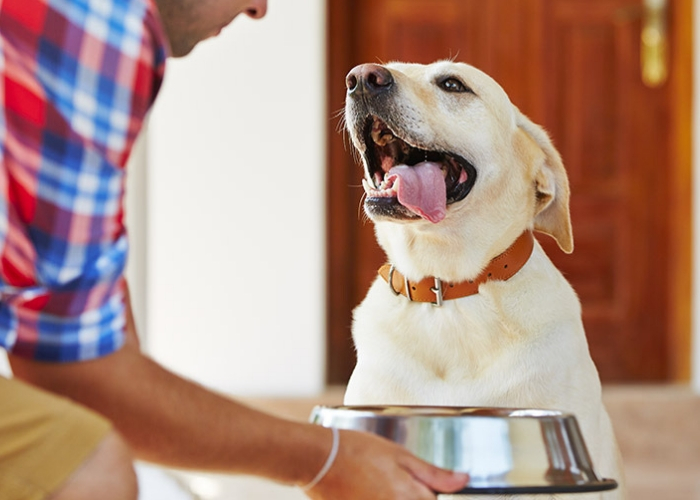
50, 431, 138, 500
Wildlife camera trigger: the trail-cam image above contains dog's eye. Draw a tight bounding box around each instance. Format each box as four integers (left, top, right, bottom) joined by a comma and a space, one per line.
438, 77, 472, 93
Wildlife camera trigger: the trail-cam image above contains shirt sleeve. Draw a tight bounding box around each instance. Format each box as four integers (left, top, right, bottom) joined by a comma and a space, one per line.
0, 0, 167, 362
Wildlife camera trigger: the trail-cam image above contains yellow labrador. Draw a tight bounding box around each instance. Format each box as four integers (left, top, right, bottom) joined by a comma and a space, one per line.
342, 61, 625, 499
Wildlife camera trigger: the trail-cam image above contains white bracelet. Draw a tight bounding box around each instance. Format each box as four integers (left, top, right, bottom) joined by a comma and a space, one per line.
300, 427, 340, 492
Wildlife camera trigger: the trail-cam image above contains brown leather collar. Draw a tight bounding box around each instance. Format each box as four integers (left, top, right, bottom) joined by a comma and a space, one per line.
378, 231, 535, 306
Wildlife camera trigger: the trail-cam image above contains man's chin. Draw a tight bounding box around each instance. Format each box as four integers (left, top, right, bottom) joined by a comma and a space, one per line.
167, 35, 202, 58
169, 44, 196, 58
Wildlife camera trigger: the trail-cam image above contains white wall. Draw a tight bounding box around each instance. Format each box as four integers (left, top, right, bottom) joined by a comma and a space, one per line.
142, 0, 326, 397
125, 127, 148, 342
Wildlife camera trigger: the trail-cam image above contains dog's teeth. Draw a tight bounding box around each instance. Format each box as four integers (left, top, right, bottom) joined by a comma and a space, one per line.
379, 175, 395, 190
363, 173, 399, 196
371, 129, 396, 146
380, 133, 396, 146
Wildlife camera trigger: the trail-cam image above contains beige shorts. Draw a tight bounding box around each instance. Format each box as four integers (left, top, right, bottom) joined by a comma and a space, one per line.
0, 375, 112, 500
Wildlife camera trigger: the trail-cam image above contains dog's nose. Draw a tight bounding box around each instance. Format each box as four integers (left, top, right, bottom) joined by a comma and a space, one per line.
346, 64, 394, 96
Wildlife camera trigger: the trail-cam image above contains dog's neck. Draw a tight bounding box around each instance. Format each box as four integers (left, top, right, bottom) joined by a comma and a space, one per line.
378, 231, 534, 306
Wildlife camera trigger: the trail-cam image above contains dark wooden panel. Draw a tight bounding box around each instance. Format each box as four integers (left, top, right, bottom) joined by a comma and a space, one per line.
543, 0, 670, 380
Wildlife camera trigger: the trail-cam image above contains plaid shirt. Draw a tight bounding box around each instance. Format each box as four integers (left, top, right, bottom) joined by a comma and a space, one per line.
0, 0, 168, 361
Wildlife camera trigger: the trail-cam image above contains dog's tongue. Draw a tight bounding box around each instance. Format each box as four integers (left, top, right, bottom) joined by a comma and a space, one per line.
387, 162, 446, 223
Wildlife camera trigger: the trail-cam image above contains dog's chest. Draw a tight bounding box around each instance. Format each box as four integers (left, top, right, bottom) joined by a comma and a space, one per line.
354, 297, 532, 404
349, 284, 571, 406
381, 301, 510, 377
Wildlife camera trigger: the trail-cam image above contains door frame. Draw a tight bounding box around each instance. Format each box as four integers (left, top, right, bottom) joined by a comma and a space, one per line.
325, 0, 693, 384
667, 0, 693, 381
325, 0, 358, 384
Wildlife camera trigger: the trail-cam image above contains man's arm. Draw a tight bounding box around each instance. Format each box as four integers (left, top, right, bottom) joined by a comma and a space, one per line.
10, 341, 328, 481
9, 288, 467, 499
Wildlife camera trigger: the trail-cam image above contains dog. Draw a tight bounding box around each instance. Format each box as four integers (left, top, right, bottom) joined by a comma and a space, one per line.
342, 60, 626, 499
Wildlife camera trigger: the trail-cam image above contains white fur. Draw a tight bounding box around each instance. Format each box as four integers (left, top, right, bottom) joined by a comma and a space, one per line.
344, 61, 626, 499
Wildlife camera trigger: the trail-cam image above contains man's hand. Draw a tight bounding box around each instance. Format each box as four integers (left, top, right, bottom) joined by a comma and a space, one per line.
305, 428, 468, 499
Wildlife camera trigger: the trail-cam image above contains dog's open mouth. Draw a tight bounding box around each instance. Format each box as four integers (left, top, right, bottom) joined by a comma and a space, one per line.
361, 116, 477, 223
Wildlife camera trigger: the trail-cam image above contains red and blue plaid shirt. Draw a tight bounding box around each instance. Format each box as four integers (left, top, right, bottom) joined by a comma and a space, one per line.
0, 0, 168, 361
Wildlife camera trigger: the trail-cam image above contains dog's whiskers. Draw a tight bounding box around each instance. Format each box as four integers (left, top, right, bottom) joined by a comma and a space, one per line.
357, 191, 369, 222
333, 108, 350, 151
406, 231, 419, 249
350, 141, 362, 163
333, 108, 361, 160
333, 107, 346, 132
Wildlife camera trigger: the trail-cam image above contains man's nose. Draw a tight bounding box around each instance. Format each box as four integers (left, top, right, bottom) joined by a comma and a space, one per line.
244, 0, 267, 19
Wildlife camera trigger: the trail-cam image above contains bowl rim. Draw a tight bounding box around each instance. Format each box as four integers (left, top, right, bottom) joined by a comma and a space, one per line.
453, 478, 619, 495
311, 405, 574, 419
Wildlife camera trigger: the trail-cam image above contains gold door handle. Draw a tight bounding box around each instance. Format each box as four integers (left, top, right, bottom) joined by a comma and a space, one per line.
641, 0, 668, 87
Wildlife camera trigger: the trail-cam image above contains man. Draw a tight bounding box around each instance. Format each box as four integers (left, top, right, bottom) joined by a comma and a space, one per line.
0, 0, 470, 499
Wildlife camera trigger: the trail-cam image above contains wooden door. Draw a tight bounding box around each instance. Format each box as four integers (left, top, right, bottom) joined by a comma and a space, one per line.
326, 0, 692, 384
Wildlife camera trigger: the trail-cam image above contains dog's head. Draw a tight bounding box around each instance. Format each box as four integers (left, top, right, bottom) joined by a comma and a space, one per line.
344, 61, 573, 278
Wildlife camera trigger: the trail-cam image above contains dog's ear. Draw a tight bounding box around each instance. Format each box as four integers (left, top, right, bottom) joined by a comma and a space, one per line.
516, 111, 574, 254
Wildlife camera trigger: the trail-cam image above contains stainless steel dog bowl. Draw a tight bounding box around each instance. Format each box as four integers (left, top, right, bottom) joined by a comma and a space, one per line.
310, 406, 618, 495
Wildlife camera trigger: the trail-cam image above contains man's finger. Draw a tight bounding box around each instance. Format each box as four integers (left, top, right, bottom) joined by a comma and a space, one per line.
400, 455, 469, 494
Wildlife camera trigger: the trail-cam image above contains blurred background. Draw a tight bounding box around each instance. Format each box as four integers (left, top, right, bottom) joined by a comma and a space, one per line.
39, 0, 700, 498
128, 0, 699, 397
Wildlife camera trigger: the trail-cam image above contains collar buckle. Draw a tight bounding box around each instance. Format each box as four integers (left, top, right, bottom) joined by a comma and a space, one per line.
430, 278, 444, 307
